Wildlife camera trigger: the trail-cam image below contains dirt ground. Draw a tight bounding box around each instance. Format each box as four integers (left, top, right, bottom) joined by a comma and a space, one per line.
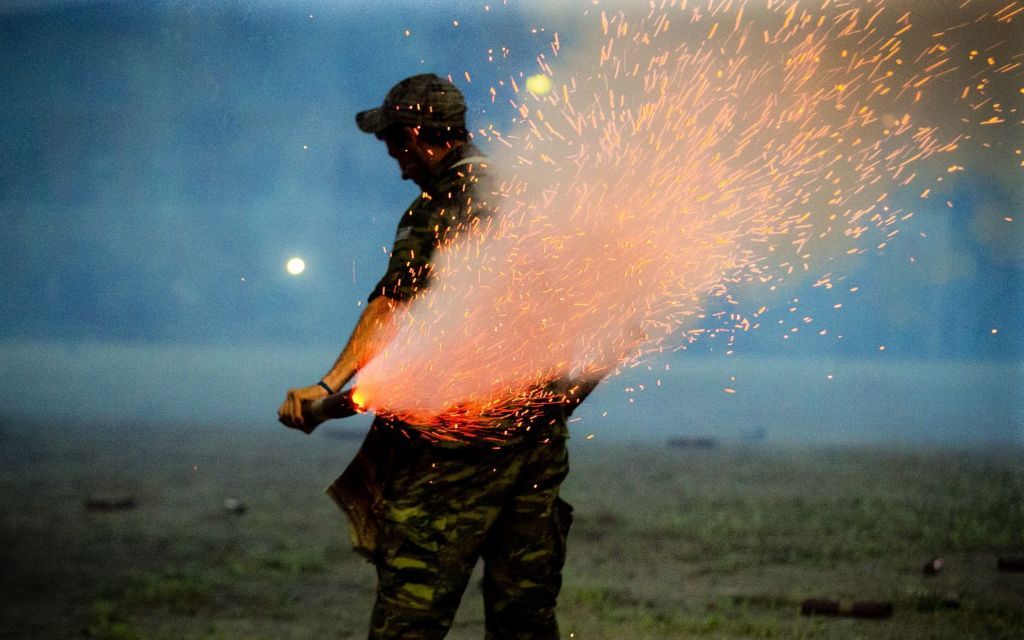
1, 420, 1022, 639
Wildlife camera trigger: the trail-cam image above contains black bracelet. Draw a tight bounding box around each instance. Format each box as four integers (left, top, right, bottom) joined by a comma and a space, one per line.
317, 380, 335, 395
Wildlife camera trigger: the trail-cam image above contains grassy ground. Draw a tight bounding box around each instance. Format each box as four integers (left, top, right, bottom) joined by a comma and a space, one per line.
1, 421, 1022, 639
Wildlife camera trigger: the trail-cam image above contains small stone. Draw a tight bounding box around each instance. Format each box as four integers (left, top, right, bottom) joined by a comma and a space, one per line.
85, 497, 137, 512
922, 556, 944, 575
223, 498, 247, 515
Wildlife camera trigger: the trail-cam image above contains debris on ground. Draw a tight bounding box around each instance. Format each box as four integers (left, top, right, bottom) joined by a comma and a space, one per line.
223, 498, 246, 515
997, 556, 1024, 572
922, 556, 944, 575
85, 497, 137, 512
800, 598, 893, 619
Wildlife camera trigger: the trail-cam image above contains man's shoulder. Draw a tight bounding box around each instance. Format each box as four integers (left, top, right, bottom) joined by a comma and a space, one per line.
433, 144, 494, 192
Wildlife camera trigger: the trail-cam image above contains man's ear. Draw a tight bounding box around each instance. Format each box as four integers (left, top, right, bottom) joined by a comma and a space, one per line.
403, 127, 435, 160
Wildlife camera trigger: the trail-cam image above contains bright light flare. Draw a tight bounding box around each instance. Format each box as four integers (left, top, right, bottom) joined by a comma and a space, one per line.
286, 257, 306, 275
525, 74, 552, 95
351, 388, 367, 411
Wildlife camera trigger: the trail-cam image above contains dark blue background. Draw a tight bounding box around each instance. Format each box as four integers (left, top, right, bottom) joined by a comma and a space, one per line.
1, 1, 1020, 441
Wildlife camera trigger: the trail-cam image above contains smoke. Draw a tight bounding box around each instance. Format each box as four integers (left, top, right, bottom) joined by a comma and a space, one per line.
351, 2, 1020, 438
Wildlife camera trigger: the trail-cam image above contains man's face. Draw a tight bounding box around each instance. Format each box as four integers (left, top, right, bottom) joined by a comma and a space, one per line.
382, 127, 429, 186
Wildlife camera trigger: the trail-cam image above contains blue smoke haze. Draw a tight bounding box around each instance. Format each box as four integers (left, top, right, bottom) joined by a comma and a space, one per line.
1, 2, 1020, 441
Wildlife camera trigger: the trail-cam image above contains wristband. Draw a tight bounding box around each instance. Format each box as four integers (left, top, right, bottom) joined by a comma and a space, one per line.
317, 380, 335, 395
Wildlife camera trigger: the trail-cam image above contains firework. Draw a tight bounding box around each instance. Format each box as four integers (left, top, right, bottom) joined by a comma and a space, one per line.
354, 1, 1021, 440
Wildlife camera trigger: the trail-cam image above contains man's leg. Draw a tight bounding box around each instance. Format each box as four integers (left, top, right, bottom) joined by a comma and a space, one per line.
481, 438, 572, 640
369, 439, 523, 640
369, 516, 476, 639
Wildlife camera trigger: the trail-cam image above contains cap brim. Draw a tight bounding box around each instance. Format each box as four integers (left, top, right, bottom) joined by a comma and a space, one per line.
356, 107, 388, 134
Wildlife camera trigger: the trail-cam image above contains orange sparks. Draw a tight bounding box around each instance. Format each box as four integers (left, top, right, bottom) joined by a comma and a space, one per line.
347, 1, 1018, 441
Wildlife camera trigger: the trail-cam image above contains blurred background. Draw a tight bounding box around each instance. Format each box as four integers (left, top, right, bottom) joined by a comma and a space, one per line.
1, 0, 1021, 444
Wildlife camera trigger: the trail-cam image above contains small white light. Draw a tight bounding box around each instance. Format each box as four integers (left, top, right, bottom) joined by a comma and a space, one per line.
286, 257, 306, 275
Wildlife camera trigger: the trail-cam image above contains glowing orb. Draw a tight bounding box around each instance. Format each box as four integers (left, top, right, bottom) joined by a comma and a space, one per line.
286, 257, 306, 275
525, 74, 552, 96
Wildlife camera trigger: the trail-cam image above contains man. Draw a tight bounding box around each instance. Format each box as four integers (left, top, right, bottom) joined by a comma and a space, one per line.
278, 74, 592, 640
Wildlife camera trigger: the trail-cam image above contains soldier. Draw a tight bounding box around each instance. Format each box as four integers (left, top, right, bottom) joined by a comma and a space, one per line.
278, 74, 594, 640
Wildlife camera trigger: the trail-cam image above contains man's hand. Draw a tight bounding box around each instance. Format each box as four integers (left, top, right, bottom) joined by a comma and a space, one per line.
277, 384, 329, 434
278, 296, 394, 434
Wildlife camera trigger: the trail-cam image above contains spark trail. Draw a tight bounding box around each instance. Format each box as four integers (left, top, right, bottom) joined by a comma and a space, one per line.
354, 1, 1022, 440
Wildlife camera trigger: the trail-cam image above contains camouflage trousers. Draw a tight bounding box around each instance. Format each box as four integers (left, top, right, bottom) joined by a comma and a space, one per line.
366, 428, 572, 640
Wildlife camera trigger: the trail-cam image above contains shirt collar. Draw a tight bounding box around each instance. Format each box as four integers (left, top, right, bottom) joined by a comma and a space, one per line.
424, 142, 485, 192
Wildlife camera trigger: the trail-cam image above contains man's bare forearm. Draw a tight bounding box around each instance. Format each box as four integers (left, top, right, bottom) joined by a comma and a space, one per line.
321, 295, 396, 392
278, 296, 398, 432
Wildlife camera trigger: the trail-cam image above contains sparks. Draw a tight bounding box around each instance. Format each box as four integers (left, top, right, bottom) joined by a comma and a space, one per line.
349, 1, 1020, 441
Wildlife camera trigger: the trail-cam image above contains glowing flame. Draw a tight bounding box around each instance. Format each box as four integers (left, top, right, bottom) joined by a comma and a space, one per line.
351, 388, 367, 412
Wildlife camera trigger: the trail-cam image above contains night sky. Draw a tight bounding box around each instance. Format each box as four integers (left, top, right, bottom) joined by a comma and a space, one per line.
1, 1, 1021, 442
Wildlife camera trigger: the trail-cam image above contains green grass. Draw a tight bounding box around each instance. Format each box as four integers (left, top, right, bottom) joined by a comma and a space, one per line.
1, 422, 1022, 639
84, 600, 144, 640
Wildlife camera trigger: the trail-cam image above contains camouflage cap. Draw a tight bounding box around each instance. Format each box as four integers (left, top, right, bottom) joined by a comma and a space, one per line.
356, 73, 467, 134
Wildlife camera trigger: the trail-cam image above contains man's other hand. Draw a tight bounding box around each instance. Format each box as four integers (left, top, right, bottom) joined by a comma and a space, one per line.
277, 384, 329, 434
